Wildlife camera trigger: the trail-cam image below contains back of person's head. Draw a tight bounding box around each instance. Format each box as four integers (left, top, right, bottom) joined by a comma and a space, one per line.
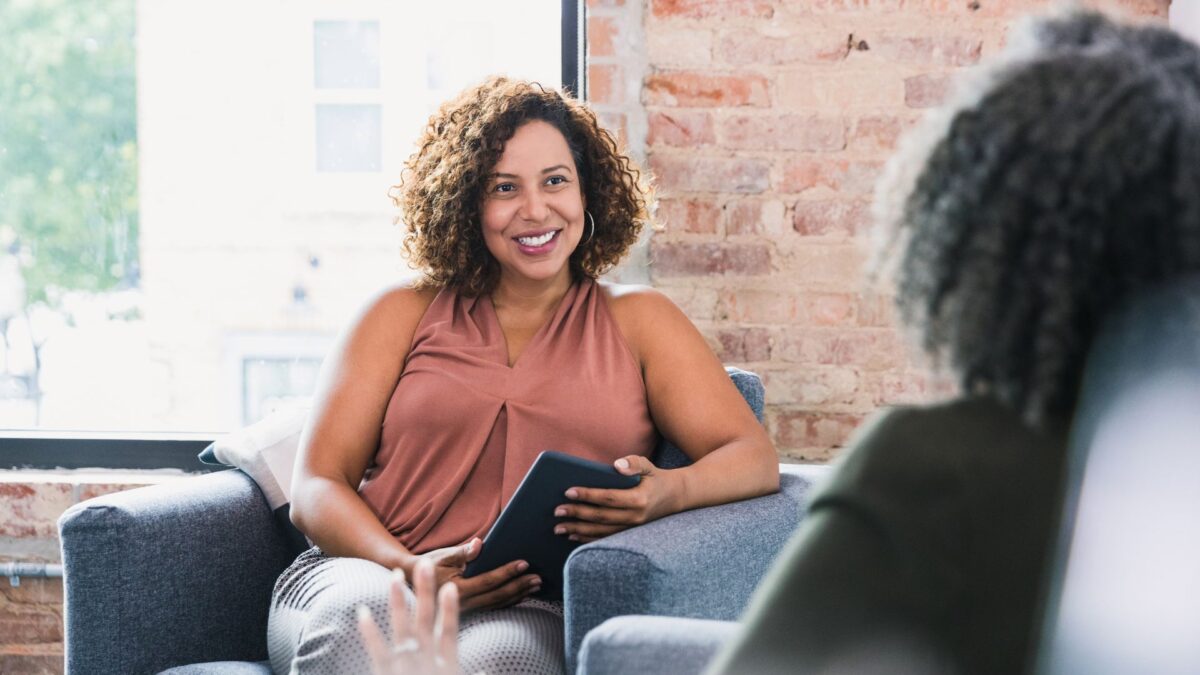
875, 9, 1200, 423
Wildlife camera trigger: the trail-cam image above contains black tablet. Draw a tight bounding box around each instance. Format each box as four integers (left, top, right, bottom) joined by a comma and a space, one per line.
462, 450, 641, 600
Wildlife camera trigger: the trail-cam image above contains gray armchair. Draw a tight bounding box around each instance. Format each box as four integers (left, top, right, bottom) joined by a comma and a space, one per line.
58, 368, 828, 674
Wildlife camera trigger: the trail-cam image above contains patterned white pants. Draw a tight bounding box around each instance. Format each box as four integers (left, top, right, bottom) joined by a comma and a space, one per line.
268, 548, 565, 675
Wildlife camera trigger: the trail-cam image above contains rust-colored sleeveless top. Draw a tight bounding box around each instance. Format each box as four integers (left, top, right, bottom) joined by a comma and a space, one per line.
358, 278, 657, 554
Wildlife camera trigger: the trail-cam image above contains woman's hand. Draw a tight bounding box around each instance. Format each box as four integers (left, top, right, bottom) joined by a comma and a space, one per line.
553, 455, 683, 543
414, 538, 542, 611
357, 558, 458, 675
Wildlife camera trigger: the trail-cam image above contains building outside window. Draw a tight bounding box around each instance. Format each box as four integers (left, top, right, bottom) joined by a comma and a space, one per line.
0, 0, 570, 438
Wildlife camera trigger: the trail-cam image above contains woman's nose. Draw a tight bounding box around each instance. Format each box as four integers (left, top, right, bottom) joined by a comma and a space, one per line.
518, 192, 549, 221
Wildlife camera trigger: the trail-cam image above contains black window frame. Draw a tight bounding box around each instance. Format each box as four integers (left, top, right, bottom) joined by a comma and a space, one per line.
0, 0, 587, 472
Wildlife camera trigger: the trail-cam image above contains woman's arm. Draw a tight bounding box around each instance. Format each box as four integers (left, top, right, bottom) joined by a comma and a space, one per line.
289, 286, 434, 573
555, 286, 779, 541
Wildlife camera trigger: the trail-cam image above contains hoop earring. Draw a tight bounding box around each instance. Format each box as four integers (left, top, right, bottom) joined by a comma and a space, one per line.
582, 211, 595, 245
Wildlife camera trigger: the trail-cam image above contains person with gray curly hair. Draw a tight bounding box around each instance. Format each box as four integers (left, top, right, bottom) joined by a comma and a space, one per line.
705, 9, 1200, 675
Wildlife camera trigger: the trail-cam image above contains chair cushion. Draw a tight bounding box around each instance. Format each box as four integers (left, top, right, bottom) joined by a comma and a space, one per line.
578, 616, 740, 675
157, 660, 273, 674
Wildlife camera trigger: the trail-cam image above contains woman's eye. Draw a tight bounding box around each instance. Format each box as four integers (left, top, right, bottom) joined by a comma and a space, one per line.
494, 183, 516, 193
546, 175, 567, 186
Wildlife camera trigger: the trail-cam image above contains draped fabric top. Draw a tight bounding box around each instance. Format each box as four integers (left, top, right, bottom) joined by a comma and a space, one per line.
358, 278, 658, 554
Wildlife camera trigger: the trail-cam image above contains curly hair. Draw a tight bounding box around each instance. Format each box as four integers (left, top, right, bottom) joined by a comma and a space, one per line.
393, 77, 652, 296
874, 10, 1200, 422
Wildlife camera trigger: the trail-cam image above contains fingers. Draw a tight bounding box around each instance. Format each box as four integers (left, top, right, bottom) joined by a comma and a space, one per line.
435, 582, 459, 673
356, 605, 390, 674
555, 520, 625, 541
388, 568, 410, 646
614, 455, 654, 476
413, 558, 437, 654
455, 558, 529, 596
426, 539, 478, 570
460, 571, 542, 611
556, 499, 646, 523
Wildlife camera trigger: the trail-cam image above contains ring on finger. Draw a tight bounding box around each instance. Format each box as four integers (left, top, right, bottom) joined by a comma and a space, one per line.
390, 637, 419, 656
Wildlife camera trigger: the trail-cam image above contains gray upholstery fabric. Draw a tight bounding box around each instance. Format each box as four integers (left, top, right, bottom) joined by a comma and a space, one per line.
577, 616, 740, 675
58, 469, 295, 675
563, 463, 829, 674
157, 662, 273, 675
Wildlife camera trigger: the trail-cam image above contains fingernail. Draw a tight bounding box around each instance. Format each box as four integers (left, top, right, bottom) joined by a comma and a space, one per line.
569, 535, 580, 542
517, 561, 529, 572
530, 576, 542, 586
554, 507, 566, 517
356, 605, 371, 623
554, 525, 566, 535
616, 458, 630, 470
392, 568, 405, 586
565, 489, 578, 499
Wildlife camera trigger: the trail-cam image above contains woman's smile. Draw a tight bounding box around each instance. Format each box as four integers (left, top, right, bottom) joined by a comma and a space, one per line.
513, 228, 562, 255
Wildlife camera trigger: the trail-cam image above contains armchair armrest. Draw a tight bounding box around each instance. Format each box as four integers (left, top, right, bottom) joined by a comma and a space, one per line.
563, 464, 829, 673
58, 469, 296, 675
578, 616, 740, 675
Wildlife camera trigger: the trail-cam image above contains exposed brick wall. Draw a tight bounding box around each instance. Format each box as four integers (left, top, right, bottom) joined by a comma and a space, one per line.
634, 0, 1170, 461
0, 474, 185, 675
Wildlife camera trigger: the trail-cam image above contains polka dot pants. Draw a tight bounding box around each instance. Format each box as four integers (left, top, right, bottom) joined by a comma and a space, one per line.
268, 548, 565, 675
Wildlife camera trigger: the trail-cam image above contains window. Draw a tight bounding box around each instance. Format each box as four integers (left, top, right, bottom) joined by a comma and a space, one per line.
0, 0, 583, 468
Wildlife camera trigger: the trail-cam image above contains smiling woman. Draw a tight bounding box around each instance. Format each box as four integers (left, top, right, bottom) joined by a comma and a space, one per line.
272, 77, 780, 675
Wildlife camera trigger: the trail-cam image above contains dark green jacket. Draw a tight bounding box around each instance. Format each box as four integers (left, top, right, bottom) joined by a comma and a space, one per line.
708, 397, 1068, 675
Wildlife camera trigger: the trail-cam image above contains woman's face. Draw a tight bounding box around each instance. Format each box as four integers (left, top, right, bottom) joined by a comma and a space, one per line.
481, 119, 586, 290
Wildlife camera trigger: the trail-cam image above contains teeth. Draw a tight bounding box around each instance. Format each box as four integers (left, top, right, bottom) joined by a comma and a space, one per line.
517, 231, 555, 247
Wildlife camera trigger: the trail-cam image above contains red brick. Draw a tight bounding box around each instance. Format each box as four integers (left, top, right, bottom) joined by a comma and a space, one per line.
651, 0, 775, 20
76, 482, 149, 502
656, 197, 721, 234
715, 29, 848, 66
777, 328, 906, 370
649, 154, 770, 194
778, 245, 866, 288
644, 72, 769, 108
770, 409, 864, 450
726, 199, 787, 237
0, 483, 74, 539
719, 290, 857, 325
871, 35, 983, 66
779, 69, 904, 109
651, 241, 771, 277
719, 114, 845, 152
778, 159, 883, 195
598, 111, 628, 148
847, 114, 915, 152
793, 199, 872, 237
657, 285, 720, 321
904, 73, 953, 108
647, 27, 714, 65
0, 577, 63, 606
588, 17, 618, 58
764, 368, 861, 406
647, 110, 715, 147
589, 64, 624, 105
717, 327, 773, 362
857, 290, 897, 327
0, 647, 63, 675
0, 609, 62, 644
867, 370, 935, 405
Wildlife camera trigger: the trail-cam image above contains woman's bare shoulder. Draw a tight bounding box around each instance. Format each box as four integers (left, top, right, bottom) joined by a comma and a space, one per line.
344, 281, 441, 355
597, 280, 678, 316
598, 281, 694, 362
